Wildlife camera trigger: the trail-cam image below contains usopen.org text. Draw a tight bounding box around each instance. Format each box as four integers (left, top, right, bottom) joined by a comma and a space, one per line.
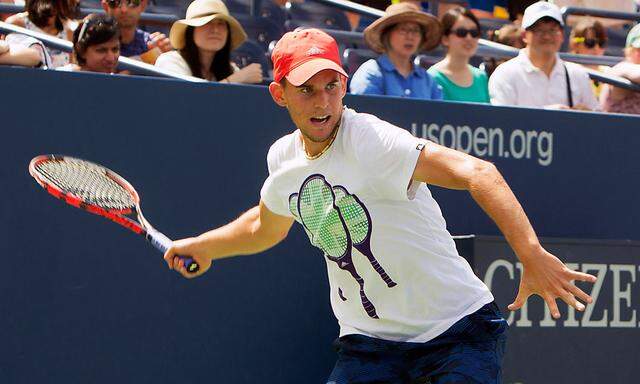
410, 123, 554, 167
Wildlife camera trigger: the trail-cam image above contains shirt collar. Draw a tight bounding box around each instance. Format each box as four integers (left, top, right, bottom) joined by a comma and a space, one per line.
517, 49, 563, 75
379, 54, 424, 78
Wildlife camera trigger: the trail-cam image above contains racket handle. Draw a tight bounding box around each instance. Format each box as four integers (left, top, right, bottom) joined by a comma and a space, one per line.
146, 228, 200, 274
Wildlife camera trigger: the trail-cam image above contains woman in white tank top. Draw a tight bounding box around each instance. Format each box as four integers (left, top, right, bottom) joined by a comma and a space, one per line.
5, 0, 78, 68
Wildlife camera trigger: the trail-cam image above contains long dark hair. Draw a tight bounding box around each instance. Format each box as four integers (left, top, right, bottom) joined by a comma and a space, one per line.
179, 26, 233, 81
72, 14, 120, 65
27, 0, 78, 30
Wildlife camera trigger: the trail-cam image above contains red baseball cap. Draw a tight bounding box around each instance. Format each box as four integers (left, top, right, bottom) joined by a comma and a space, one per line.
271, 28, 348, 86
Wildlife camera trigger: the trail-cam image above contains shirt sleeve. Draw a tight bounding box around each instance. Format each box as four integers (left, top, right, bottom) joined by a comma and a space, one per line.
349, 115, 426, 201
349, 59, 385, 95
259, 141, 293, 217
155, 51, 192, 76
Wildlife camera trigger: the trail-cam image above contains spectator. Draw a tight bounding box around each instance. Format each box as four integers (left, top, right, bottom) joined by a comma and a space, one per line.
101, 0, 171, 64
489, 1, 599, 110
155, 0, 262, 83
350, 2, 443, 100
58, 14, 120, 74
550, 0, 637, 28
484, 23, 525, 76
490, 23, 525, 48
569, 18, 608, 96
428, 7, 489, 103
5, 0, 78, 68
600, 23, 640, 115
0, 36, 42, 66
3, 32, 51, 67
506, 0, 539, 25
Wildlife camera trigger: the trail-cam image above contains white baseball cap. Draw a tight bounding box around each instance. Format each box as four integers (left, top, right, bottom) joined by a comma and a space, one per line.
522, 1, 564, 30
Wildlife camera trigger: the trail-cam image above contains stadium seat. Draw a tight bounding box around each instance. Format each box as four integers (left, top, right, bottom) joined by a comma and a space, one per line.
231, 39, 272, 79
225, 0, 287, 28
234, 14, 285, 51
342, 48, 376, 76
415, 54, 440, 70
79, 0, 102, 9
285, 1, 352, 31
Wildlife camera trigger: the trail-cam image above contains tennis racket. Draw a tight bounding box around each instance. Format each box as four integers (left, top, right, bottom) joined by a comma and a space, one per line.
29, 154, 199, 274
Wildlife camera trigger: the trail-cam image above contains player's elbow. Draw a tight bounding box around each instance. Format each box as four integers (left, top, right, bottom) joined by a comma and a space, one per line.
468, 159, 502, 190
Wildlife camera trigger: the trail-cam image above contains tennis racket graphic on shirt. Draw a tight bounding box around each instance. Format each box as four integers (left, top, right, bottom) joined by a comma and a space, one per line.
29, 155, 199, 273
332, 186, 397, 288
295, 175, 379, 319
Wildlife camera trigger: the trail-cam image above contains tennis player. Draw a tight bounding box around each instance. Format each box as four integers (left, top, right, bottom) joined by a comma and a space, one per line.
164, 28, 596, 383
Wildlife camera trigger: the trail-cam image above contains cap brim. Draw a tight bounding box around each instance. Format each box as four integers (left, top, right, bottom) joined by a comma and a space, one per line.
523, 13, 564, 30
285, 58, 348, 86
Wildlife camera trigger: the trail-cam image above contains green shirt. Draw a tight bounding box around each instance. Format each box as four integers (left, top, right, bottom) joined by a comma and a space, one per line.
427, 65, 490, 103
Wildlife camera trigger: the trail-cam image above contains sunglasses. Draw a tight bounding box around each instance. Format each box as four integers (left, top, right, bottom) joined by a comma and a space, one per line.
107, 0, 142, 8
573, 37, 607, 49
448, 27, 481, 38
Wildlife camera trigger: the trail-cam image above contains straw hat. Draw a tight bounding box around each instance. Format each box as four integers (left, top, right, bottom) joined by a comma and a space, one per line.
364, 2, 441, 53
169, 0, 247, 50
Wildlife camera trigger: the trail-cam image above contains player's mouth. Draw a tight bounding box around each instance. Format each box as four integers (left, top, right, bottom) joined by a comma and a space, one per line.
310, 115, 331, 126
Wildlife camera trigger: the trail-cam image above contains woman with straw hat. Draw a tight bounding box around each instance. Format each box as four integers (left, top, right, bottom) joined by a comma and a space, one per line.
155, 0, 262, 83
349, 2, 443, 100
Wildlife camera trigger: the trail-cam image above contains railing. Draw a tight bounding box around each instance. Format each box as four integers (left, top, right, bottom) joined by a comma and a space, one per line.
560, 6, 640, 23
0, 3, 178, 25
0, 21, 206, 82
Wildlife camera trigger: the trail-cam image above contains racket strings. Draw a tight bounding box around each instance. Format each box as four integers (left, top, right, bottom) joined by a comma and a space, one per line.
298, 178, 349, 258
35, 159, 135, 210
333, 190, 369, 244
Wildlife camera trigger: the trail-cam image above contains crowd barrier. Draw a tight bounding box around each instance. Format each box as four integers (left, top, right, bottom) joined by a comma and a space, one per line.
1, 66, 638, 382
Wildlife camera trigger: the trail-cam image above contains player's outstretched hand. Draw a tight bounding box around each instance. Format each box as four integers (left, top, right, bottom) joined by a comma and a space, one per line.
508, 248, 597, 319
163, 237, 213, 279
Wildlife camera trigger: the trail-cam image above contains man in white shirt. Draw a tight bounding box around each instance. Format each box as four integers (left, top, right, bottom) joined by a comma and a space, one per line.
489, 1, 599, 110
164, 28, 596, 383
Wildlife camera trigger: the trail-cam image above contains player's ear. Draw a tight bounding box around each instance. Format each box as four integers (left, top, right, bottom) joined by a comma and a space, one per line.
340, 75, 348, 98
269, 81, 287, 107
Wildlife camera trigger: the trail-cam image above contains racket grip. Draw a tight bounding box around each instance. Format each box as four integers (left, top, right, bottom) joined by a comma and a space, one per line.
146, 228, 200, 274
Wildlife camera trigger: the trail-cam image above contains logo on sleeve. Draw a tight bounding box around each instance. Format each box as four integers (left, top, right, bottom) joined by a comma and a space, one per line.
416, 143, 425, 151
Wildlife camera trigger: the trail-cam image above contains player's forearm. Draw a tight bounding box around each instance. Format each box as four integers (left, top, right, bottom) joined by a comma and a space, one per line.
468, 163, 543, 263
194, 206, 288, 260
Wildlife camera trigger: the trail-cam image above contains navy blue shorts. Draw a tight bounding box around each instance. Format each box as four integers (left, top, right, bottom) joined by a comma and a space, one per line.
327, 302, 508, 384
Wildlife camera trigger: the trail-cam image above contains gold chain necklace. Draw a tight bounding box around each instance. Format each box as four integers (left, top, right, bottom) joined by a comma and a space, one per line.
303, 124, 339, 160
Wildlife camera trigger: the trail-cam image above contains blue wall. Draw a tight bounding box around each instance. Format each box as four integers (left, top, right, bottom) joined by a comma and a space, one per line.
1, 66, 638, 382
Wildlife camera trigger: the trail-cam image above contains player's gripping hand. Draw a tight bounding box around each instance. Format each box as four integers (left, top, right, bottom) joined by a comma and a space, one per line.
508, 248, 597, 319
164, 237, 213, 279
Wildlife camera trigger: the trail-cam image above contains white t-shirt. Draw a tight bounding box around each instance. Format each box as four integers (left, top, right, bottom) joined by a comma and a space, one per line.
489, 49, 599, 110
260, 107, 493, 343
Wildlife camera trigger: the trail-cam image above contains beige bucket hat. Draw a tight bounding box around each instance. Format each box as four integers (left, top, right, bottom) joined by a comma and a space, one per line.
364, 2, 441, 53
169, 0, 247, 50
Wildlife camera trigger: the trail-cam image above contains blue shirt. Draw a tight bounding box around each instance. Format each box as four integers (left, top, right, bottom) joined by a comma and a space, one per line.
349, 54, 443, 100
120, 29, 151, 57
